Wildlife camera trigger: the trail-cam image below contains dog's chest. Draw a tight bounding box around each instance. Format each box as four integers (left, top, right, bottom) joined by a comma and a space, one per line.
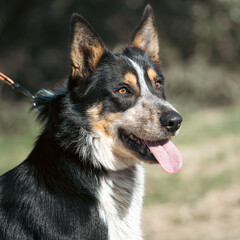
98, 164, 145, 240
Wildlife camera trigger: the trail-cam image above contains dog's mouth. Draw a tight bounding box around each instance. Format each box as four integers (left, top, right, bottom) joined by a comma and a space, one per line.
119, 129, 182, 173
119, 129, 157, 162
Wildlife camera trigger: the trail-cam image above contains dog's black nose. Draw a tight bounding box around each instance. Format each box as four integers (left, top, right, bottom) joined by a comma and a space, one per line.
160, 111, 182, 133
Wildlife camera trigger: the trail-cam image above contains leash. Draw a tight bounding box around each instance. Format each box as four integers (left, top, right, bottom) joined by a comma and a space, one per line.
0, 72, 41, 112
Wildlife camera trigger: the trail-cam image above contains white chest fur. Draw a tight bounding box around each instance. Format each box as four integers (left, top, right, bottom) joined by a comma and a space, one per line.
98, 163, 145, 240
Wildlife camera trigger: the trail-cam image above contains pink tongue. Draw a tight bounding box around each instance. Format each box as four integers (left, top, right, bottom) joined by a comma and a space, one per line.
145, 139, 182, 174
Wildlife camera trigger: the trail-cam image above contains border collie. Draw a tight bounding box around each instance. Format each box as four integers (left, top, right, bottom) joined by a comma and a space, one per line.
0, 5, 182, 240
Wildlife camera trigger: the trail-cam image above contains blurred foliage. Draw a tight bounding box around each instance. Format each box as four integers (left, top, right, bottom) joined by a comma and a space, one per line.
165, 56, 240, 107
0, 0, 239, 105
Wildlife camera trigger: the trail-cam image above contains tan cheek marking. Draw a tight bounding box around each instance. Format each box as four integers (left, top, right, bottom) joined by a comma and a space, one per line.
124, 72, 140, 96
91, 120, 109, 136
87, 103, 122, 137
92, 113, 122, 137
147, 68, 157, 88
87, 103, 103, 121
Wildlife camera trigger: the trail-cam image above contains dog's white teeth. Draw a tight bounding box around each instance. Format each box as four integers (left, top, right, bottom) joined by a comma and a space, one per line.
128, 133, 144, 145
129, 134, 134, 140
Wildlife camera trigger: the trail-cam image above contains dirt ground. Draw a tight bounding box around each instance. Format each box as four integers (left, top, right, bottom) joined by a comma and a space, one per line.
143, 184, 240, 240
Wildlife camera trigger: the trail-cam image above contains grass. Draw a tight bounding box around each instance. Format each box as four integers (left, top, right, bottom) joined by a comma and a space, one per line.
0, 101, 40, 175
173, 106, 240, 145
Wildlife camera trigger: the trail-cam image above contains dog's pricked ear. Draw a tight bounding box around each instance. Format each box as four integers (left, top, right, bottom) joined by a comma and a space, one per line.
131, 5, 160, 64
70, 14, 105, 78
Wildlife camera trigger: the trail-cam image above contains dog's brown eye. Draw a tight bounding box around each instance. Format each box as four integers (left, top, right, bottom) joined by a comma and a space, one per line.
118, 88, 127, 94
155, 82, 161, 89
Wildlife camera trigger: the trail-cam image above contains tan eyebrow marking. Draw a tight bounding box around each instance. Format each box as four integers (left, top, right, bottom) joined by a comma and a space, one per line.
124, 72, 137, 86
123, 72, 140, 95
147, 68, 157, 88
147, 68, 157, 81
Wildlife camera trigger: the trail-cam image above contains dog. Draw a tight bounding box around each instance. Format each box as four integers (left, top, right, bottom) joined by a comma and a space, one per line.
0, 4, 182, 240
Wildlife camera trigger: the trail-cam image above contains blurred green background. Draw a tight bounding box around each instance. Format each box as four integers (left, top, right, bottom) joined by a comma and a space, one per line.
0, 0, 240, 239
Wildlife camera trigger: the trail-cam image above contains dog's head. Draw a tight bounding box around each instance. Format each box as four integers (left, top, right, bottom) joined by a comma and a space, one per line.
38, 5, 182, 172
